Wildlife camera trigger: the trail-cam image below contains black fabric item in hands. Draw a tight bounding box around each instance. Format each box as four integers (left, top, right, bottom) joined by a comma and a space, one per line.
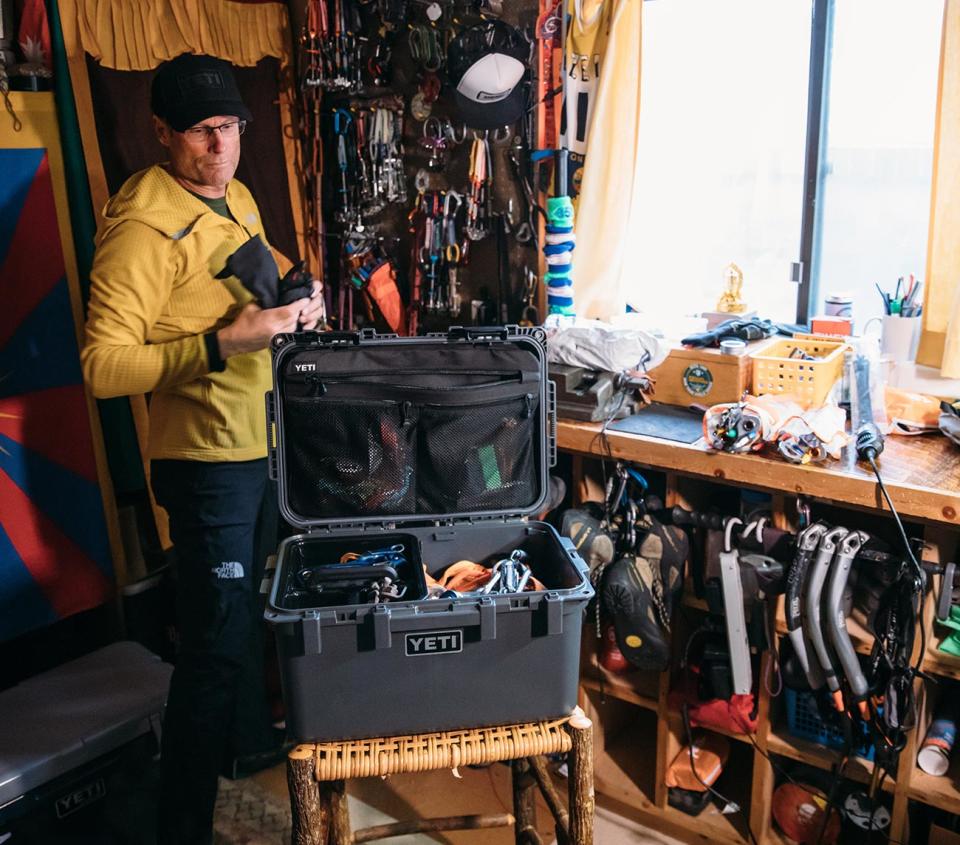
216, 234, 280, 307
278, 260, 314, 306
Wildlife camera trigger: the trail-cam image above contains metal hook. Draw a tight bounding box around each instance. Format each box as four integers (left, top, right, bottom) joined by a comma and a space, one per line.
723, 517, 744, 554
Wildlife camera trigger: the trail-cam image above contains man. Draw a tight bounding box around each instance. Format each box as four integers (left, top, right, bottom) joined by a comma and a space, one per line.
81, 53, 324, 844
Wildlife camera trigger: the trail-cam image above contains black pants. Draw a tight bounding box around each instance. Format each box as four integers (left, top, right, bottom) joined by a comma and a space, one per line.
152, 458, 277, 845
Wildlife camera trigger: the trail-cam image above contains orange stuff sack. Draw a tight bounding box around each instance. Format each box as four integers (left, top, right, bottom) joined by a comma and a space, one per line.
884, 386, 941, 434
665, 730, 730, 792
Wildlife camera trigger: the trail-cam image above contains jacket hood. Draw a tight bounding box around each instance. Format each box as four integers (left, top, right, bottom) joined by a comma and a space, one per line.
99, 164, 239, 242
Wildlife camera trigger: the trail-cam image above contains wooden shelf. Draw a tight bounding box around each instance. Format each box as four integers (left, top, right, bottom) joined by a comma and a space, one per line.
580, 634, 661, 711
923, 626, 960, 681
559, 418, 960, 525
766, 730, 894, 793
562, 419, 959, 845
593, 722, 658, 812
682, 587, 709, 612
774, 614, 874, 658
580, 675, 658, 712
660, 801, 750, 845
908, 752, 960, 814
666, 709, 753, 748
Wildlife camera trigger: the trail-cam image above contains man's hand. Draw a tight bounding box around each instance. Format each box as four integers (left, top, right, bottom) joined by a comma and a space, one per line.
216, 300, 309, 358
299, 279, 326, 330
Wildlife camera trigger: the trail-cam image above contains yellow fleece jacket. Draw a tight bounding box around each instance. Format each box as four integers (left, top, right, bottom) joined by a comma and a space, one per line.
82, 164, 284, 462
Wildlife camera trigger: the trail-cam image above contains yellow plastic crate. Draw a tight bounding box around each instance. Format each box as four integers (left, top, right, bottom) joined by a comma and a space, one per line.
750, 337, 847, 407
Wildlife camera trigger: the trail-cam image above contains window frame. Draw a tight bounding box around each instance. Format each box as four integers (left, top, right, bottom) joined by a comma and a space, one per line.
796, 0, 832, 325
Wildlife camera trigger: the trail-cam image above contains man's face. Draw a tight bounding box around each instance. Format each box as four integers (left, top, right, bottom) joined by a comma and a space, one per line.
154, 114, 242, 198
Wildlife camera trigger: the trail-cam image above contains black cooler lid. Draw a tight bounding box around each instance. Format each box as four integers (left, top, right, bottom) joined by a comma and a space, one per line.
268, 326, 553, 532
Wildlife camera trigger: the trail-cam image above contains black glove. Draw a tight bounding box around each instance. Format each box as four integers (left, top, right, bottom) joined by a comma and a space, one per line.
216, 235, 280, 308
681, 317, 779, 348
278, 260, 314, 306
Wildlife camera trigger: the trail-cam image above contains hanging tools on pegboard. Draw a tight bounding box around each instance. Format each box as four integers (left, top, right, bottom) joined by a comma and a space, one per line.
301, 0, 364, 93
326, 98, 407, 227
465, 132, 491, 241
407, 189, 467, 332
293, 0, 547, 334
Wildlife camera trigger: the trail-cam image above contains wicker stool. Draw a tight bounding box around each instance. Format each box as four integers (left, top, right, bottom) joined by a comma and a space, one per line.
287, 708, 594, 845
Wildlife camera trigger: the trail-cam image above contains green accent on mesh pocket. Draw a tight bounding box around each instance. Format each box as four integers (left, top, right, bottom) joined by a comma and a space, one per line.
478, 445, 502, 490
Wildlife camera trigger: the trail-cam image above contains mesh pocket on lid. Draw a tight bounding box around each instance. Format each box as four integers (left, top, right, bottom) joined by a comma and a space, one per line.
284, 397, 415, 518
416, 394, 538, 514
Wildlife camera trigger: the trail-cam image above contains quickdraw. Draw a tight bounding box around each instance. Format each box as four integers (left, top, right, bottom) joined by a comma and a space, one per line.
466, 134, 491, 241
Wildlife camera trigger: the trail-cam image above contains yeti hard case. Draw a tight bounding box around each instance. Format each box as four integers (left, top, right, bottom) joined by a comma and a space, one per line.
264, 326, 592, 741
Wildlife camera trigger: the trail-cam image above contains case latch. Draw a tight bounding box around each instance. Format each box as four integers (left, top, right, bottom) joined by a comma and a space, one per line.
265, 392, 279, 481
372, 605, 392, 649
478, 596, 497, 641
547, 379, 557, 468
544, 592, 563, 636
301, 611, 322, 655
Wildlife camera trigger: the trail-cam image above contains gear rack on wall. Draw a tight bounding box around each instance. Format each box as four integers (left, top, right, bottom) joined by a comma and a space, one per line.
291, 0, 556, 334
559, 420, 960, 845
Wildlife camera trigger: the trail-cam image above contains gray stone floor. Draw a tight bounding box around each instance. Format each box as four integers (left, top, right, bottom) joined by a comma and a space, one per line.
210, 762, 687, 845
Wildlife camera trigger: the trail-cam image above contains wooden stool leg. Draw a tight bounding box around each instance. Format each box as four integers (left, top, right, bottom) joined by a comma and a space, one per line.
512, 758, 542, 845
320, 779, 352, 845
567, 708, 595, 845
288, 746, 326, 845
529, 755, 570, 845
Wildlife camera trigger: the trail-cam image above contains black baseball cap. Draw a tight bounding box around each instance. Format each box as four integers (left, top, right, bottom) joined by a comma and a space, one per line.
150, 53, 252, 132
447, 21, 529, 130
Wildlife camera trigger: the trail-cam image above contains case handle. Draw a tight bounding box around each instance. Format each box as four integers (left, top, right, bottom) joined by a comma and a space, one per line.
316, 331, 362, 345
260, 555, 278, 596
446, 325, 512, 342
265, 392, 278, 481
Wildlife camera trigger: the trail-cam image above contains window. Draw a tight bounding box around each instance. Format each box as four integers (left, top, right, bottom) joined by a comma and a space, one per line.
809, 0, 944, 327
627, 0, 944, 327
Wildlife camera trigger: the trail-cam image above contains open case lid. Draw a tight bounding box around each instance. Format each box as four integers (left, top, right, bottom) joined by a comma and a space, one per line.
267, 326, 555, 532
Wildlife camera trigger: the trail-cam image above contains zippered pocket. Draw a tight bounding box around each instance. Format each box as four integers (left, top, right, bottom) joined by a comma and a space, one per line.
284, 370, 527, 401
416, 392, 539, 514
283, 396, 415, 518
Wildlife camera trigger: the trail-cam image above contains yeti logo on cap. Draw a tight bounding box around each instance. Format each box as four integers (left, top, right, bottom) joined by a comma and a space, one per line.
179, 70, 226, 98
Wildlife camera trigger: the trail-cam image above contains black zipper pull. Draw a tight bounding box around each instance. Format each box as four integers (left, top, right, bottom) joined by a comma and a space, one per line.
307, 374, 326, 397
524, 394, 533, 418
401, 400, 413, 427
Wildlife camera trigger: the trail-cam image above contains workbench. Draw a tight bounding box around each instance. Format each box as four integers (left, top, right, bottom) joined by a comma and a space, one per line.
558, 418, 960, 845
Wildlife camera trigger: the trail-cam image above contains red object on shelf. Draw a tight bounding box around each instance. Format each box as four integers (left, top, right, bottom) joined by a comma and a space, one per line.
810, 315, 852, 336
599, 623, 632, 674
772, 782, 841, 844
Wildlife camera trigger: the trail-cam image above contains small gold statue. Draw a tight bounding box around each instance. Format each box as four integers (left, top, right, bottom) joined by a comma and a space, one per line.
717, 262, 747, 314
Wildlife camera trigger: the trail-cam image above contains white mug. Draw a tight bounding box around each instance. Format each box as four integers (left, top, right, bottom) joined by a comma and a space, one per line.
864, 315, 921, 363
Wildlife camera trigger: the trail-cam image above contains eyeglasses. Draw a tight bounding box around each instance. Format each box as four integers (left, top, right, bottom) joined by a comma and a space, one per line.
180, 120, 247, 142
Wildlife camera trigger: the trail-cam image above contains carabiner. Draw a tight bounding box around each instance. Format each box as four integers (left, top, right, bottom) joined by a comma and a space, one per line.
443, 189, 462, 220
333, 107, 353, 135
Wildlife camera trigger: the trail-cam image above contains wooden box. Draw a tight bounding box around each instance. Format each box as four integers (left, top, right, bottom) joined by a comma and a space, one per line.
647, 343, 764, 407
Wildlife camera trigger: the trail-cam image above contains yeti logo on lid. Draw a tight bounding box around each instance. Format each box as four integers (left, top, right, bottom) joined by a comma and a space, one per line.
406, 630, 463, 656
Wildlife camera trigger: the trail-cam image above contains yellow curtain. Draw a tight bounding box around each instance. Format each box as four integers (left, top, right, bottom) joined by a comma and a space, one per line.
58, 0, 290, 71
917, 0, 960, 375
572, 0, 643, 320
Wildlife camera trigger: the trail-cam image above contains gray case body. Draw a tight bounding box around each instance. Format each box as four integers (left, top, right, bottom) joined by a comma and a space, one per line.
263, 327, 592, 742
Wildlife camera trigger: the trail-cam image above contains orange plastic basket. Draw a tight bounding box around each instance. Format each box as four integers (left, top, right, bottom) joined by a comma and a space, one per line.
750, 338, 847, 407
